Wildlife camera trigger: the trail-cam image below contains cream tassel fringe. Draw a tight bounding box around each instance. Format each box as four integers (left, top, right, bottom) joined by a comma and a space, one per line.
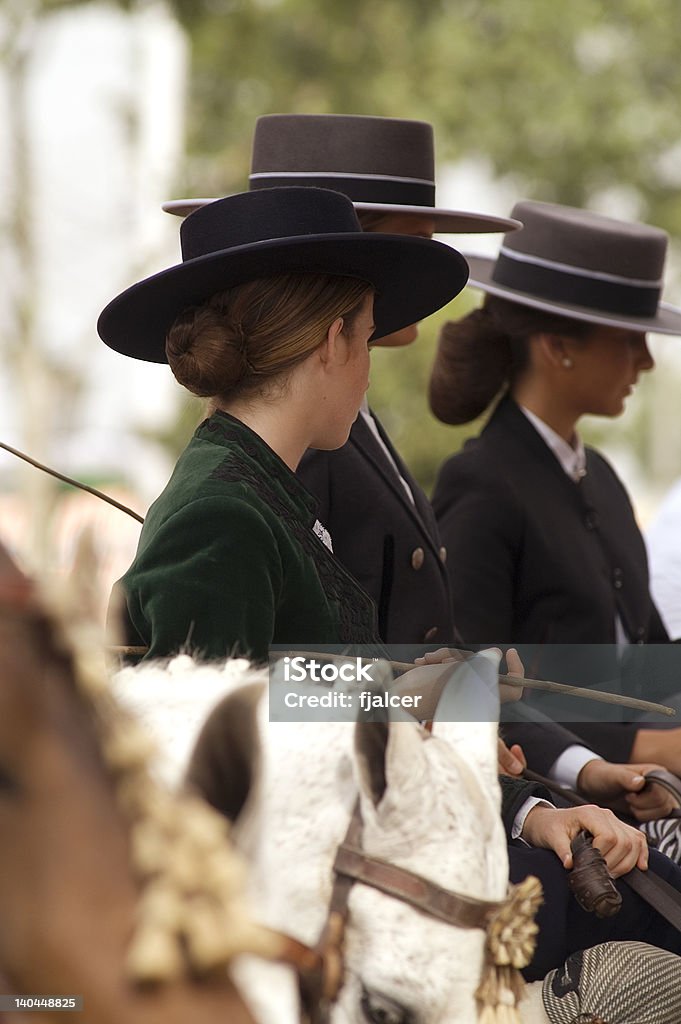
476, 875, 544, 1023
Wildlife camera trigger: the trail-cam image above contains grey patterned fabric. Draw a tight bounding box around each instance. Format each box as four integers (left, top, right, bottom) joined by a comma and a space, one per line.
542, 941, 681, 1023
641, 818, 681, 865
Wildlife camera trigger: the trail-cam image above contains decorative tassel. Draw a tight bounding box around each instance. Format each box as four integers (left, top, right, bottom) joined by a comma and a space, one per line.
476, 876, 543, 1022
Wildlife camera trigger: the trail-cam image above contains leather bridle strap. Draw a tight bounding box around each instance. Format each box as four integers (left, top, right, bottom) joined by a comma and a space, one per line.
332, 842, 501, 929
297, 799, 506, 1024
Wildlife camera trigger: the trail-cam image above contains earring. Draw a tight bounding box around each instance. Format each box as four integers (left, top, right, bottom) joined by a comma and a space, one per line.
562, 356, 573, 368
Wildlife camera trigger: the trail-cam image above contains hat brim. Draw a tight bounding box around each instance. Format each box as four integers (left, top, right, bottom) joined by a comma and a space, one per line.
161, 197, 520, 234
98, 233, 469, 363
465, 254, 681, 336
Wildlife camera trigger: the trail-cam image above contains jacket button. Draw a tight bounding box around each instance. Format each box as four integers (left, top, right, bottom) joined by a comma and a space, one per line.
612, 567, 623, 589
411, 547, 425, 570
439, 546, 447, 563
584, 512, 597, 530
424, 626, 438, 641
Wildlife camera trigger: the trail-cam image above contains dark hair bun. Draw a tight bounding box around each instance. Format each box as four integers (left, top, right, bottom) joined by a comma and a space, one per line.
166, 302, 250, 397
429, 308, 511, 424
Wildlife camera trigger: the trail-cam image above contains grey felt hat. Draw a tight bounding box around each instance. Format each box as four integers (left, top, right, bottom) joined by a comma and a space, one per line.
465, 199, 681, 334
163, 114, 520, 234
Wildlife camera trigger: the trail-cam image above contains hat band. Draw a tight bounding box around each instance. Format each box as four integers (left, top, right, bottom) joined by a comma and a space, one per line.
249, 171, 436, 208
492, 250, 661, 318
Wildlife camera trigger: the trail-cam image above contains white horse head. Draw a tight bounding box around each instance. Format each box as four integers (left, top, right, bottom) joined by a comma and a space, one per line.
118, 652, 546, 1023
117, 655, 681, 1024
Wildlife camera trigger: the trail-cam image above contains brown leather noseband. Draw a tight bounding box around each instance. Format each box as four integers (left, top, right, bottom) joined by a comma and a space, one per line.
296, 799, 505, 1024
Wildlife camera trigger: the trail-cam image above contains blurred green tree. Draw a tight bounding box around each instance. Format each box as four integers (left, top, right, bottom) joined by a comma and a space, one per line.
168, 0, 681, 230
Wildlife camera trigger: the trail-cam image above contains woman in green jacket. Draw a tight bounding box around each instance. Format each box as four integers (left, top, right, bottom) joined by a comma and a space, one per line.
98, 185, 467, 662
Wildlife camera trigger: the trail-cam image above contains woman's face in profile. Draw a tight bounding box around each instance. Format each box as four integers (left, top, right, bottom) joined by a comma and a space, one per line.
338, 290, 375, 421
364, 213, 436, 349
306, 291, 376, 453
564, 324, 654, 418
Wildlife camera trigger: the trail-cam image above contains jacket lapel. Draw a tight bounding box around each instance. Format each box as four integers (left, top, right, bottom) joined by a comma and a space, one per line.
349, 412, 443, 560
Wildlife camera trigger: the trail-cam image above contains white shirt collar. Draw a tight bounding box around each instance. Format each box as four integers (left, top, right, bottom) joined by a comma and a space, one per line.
520, 406, 587, 483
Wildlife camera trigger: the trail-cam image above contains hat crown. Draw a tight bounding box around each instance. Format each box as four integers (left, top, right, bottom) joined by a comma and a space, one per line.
251, 113, 435, 181
249, 114, 436, 208
503, 200, 668, 283
180, 186, 362, 262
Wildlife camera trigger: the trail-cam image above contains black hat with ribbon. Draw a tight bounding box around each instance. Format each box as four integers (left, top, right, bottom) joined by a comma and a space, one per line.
464, 199, 681, 334
98, 186, 469, 363
162, 114, 520, 234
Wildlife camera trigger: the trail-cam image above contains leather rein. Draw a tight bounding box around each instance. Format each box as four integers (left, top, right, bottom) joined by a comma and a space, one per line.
277, 798, 505, 1024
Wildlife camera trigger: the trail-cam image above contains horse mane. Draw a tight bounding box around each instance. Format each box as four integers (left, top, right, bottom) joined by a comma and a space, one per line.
0, 537, 280, 985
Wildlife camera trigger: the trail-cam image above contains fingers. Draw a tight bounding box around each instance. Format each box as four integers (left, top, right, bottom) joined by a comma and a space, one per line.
505, 647, 525, 678
625, 770, 678, 821
579, 807, 649, 876
619, 763, 679, 820
499, 647, 525, 702
521, 804, 649, 877
413, 648, 469, 666
510, 743, 527, 770
520, 805, 574, 868
499, 681, 525, 703
498, 738, 525, 776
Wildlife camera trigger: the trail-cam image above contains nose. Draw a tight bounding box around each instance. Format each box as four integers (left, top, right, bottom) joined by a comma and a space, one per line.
637, 337, 654, 372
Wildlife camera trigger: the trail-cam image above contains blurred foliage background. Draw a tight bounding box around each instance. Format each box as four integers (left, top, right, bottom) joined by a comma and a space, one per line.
6, 0, 681, 501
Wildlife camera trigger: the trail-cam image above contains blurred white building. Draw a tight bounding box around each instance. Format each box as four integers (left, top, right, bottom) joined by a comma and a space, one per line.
0, 0, 188, 584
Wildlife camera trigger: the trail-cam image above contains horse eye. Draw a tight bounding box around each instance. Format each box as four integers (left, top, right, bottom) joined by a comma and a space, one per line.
360, 985, 414, 1024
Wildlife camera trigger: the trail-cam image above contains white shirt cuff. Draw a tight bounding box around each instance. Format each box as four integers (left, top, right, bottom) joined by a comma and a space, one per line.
511, 796, 554, 842
550, 746, 603, 790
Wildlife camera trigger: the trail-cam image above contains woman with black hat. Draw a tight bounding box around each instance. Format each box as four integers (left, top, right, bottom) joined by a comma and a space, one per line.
429, 199, 681, 773
163, 113, 519, 647
98, 185, 468, 663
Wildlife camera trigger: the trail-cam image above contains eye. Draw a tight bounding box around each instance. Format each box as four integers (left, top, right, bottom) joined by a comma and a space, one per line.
360, 985, 415, 1024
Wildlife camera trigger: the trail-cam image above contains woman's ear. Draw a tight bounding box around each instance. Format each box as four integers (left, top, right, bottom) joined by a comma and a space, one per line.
318, 316, 347, 368
535, 331, 572, 369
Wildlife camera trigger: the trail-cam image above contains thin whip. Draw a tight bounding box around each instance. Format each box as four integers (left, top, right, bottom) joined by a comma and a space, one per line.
0, 441, 145, 524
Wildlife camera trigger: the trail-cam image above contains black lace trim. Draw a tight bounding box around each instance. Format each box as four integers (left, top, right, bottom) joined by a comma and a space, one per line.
208, 443, 380, 647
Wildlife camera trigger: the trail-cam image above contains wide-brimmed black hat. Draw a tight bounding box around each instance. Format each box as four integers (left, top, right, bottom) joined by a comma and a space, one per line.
465, 199, 681, 335
98, 186, 469, 363
162, 114, 520, 234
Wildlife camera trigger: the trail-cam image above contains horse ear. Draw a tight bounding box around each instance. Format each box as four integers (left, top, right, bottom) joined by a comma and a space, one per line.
431, 649, 501, 726
186, 681, 265, 824
354, 719, 390, 806
431, 651, 501, 789
354, 718, 427, 809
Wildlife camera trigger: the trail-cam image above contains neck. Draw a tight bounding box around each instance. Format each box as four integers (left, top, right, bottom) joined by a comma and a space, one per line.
216, 397, 310, 472
510, 383, 578, 444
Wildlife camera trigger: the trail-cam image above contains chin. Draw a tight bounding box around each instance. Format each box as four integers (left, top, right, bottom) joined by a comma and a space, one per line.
372, 325, 419, 348
309, 430, 352, 451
